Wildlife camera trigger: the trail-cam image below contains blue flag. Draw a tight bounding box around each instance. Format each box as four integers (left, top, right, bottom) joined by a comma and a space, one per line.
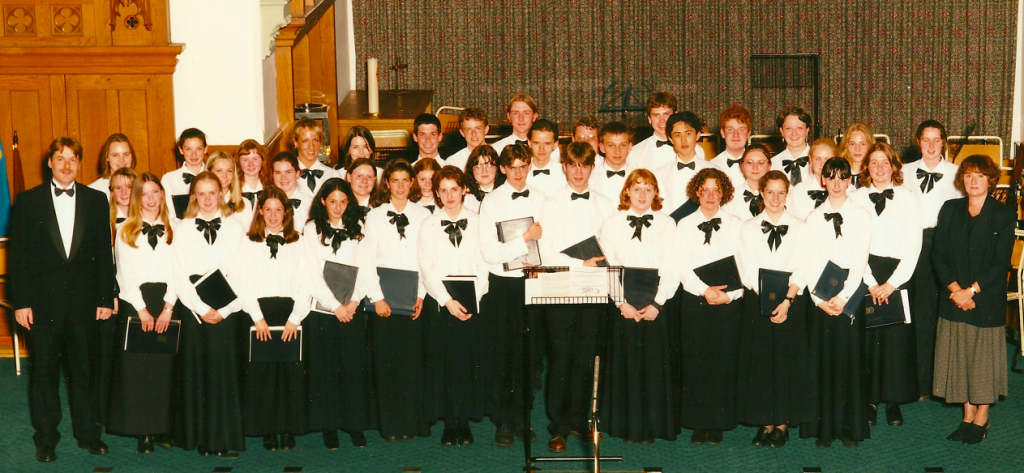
0, 136, 11, 237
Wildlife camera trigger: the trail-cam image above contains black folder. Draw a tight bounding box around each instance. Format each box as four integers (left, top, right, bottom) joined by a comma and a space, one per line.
188, 270, 237, 311
124, 317, 181, 355
496, 217, 542, 271
442, 276, 478, 314
139, 282, 168, 315
693, 256, 743, 292
758, 269, 791, 316
669, 199, 700, 223
360, 267, 419, 316
560, 236, 608, 267
811, 260, 849, 301
249, 327, 303, 362
842, 280, 869, 317
171, 194, 190, 219
312, 262, 359, 314
622, 267, 660, 309
863, 289, 909, 328
868, 254, 901, 287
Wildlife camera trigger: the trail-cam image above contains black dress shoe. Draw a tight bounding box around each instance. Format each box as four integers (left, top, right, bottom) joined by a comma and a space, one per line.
197, 445, 216, 456
153, 433, 173, 451
441, 427, 458, 446
137, 436, 155, 454
546, 435, 567, 453
280, 433, 296, 450
77, 439, 109, 455
514, 427, 536, 443
706, 430, 723, 445
867, 404, 877, 426
690, 429, 707, 445
751, 427, 771, 447
322, 430, 339, 450
349, 431, 367, 448
947, 422, 970, 441
457, 427, 474, 446
962, 422, 989, 445
815, 437, 832, 448
493, 424, 514, 447
886, 403, 904, 426
381, 434, 399, 443
767, 429, 789, 448
840, 436, 859, 448
263, 434, 279, 451
398, 435, 415, 442
35, 445, 56, 463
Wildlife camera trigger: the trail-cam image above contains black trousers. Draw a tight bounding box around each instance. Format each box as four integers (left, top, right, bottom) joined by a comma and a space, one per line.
484, 274, 529, 427
28, 319, 101, 448
544, 304, 604, 436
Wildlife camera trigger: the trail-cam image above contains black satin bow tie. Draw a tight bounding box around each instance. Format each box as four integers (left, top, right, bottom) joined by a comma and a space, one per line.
677, 161, 695, 170
196, 217, 221, 245
743, 190, 763, 217
868, 188, 894, 215
656, 140, 671, 148
571, 192, 590, 201
300, 168, 324, 192
323, 226, 348, 254
824, 212, 843, 238
607, 169, 625, 178
387, 210, 409, 239
697, 218, 721, 245
727, 157, 743, 167
917, 169, 943, 193
425, 205, 436, 214
515, 139, 529, 147
783, 157, 808, 186
289, 198, 302, 210
532, 169, 550, 176
183, 173, 195, 185
474, 189, 488, 202
512, 189, 530, 200
242, 190, 262, 207
808, 190, 828, 208
442, 218, 468, 247
116, 217, 126, 225
852, 174, 863, 189
761, 220, 789, 251
627, 214, 653, 241
142, 222, 165, 250
53, 184, 74, 197
266, 234, 285, 259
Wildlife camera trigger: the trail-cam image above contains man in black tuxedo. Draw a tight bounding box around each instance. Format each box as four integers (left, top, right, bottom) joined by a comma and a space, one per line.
9, 137, 115, 462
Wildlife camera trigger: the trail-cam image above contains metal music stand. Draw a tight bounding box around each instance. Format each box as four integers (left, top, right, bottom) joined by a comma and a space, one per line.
598, 81, 654, 124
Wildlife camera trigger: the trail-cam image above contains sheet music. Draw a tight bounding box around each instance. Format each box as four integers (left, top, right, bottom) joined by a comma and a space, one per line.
569, 267, 609, 297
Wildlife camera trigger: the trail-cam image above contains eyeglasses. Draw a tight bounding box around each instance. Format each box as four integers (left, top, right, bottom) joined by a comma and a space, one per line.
473, 163, 496, 171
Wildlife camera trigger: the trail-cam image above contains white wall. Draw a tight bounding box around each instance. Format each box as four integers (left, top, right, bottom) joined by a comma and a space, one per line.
170, 0, 266, 145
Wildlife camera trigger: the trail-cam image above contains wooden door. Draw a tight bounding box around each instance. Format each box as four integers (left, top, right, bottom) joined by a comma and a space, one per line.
0, 75, 65, 190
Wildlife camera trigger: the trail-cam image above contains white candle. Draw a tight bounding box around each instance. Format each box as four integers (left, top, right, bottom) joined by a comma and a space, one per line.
367, 57, 379, 115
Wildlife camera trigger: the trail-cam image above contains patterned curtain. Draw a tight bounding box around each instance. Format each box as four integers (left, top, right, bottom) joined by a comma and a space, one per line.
354, 1, 1017, 154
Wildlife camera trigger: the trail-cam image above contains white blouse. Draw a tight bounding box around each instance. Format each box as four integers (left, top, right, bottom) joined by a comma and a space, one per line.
239, 232, 310, 324
478, 183, 547, 277
900, 159, 962, 229
800, 198, 873, 305
770, 145, 812, 187
599, 209, 679, 306
722, 179, 762, 223
89, 177, 111, 198
417, 207, 490, 306
709, 150, 746, 189
736, 211, 808, 292
115, 219, 178, 312
538, 185, 616, 267
161, 165, 203, 225
362, 201, 430, 301
677, 207, 744, 301
171, 211, 247, 318
787, 175, 827, 221
302, 220, 372, 312
283, 187, 312, 232
849, 184, 923, 288
297, 160, 341, 198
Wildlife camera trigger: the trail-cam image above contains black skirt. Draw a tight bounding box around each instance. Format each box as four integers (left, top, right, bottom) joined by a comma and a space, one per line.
371, 305, 429, 437
735, 289, 816, 426
241, 297, 309, 436
172, 302, 245, 452
306, 308, 375, 433
863, 316, 919, 405
422, 297, 490, 424
800, 304, 870, 442
107, 299, 177, 436
678, 291, 743, 431
600, 301, 679, 442
909, 227, 939, 396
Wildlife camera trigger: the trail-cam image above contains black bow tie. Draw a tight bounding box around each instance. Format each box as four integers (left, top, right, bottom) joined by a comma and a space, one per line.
607, 169, 625, 178
515, 139, 529, 147
53, 184, 75, 197
627, 214, 653, 241
852, 174, 863, 189
761, 221, 789, 251
425, 204, 436, 214
571, 192, 590, 201
697, 218, 721, 245
387, 210, 409, 239
656, 139, 671, 148
300, 168, 324, 192
242, 190, 262, 207
533, 169, 550, 176
727, 157, 743, 167
196, 217, 222, 245
116, 217, 126, 225
808, 190, 828, 208
677, 161, 695, 170
474, 189, 488, 202
442, 218, 468, 247
323, 226, 348, 254
868, 188, 894, 215
183, 173, 195, 185
782, 157, 809, 186
266, 234, 285, 259
917, 169, 943, 194
289, 198, 302, 210
743, 190, 763, 217
142, 222, 165, 250
824, 212, 843, 238
512, 189, 530, 200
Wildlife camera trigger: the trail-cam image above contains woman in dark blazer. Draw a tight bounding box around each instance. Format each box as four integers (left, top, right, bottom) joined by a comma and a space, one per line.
931, 154, 1015, 445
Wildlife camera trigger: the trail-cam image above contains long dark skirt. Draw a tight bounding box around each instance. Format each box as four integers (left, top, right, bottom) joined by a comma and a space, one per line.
91, 312, 117, 428
544, 304, 605, 436
422, 297, 489, 425
482, 274, 529, 428
172, 303, 245, 452
307, 308, 375, 434
107, 300, 176, 436
800, 304, 870, 442
910, 228, 939, 397
678, 291, 743, 431
864, 321, 919, 405
601, 302, 679, 442
242, 297, 309, 436
735, 290, 816, 427
371, 306, 429, 437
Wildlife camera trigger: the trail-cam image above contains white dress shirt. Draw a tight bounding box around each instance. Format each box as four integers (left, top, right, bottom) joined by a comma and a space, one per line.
115, 219, 178, 312
787, 176, 827, 221
538, 186, 616, 267
51, 180, 76, 257
283, 187, 312, 230
589, 160, 632, 202
709, 150, 746, 188
722, 179, 762, 222
302, 220, 373, 312
362, 201, 430, 301
849, 184, 923, 288
801, 198, 873, 305
478, 183, 547, 277
493, 134, 561, 163
171, 211, 247, 318
239, 232, 311, 325
654, 155, 712, 213
526, 159, 567, 197
161, 165, 203, 225
418, 207, 490, 306
901, 159, 961, 229
598, 209, 679, 306
770, 145, 812, 187
88, 177, 111, 198
628, 135, 704, 171
736, 211, 808, 292
446, 147, 471, 171
677, 207, 744, 301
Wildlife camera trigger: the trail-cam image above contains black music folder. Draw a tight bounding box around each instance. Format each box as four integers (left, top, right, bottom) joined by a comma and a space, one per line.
189, 269, 237, 311
842, 281, 869, 317
312, 262, 359, 314
811, 260, 849, 301
249, 327, 303, 362
124, 318, 181, 355
864, 289, 911, 328
669, 199, 700, 223
758, 269, 791, 316
560, 236, 608, 267
171, 194, 190, 219
360, 267, 419, 316
442, 276, 478, 314
496, 217, 542, 271
622, 267, 660, 309
693, 256, 743, 293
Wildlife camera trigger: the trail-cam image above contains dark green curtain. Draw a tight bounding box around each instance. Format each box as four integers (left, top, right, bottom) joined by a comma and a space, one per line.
354, 1, 1017, 153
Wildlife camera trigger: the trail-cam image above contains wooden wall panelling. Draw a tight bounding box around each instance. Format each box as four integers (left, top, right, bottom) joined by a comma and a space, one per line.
0, 1, 100, 47
0, 75, 63, 189
109, 0, 167, 46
